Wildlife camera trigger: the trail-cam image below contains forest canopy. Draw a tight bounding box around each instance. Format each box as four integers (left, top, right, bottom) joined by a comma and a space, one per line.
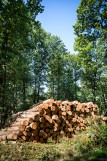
0, 0, 107, 128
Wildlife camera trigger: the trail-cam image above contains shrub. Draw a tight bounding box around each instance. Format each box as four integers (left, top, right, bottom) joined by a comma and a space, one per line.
72, 121, 107, 153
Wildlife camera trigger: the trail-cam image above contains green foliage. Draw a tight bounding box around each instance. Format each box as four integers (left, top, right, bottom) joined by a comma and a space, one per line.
74, 0, 107, 111
71, 122, 107, 154
0, 0, 44, 127
47, 36, 69, 100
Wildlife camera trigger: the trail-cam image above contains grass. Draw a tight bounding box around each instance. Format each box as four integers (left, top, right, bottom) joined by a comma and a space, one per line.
0, 142, 61, 161
0, 139, 107, 161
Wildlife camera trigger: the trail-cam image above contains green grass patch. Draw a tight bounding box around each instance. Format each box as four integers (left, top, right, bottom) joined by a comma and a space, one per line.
0, 141, 107, 161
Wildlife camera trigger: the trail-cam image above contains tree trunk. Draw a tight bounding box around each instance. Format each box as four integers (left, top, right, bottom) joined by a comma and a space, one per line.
0, 30, 9, 127
74, 67, 77, 100
23, 79, 26, 109
34, 78, 36, 104
37, 81, 40, 103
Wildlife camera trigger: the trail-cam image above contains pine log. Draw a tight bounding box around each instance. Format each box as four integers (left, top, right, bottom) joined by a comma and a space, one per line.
16, 117, 34, 123
52, 115, 59, 121
32, 129, 38, 135
22, 111, 39, 115
62, 115, 66, 121
52, 111, 58, 115
61, 106, 66, 112
45, 122, 51, 128
34, 114, 40, 121
43, 98, 54, 106
80, 123, 85, 127
79, 114, 84, 117
23, 131, 32, 137
62, 100, 69, 106
51, 105, 57, 111
68, 128, 73, 132
23, 120, 29, 126
7, 133, 18, 140
54, 101, 62, 108
33, 140, 37, 143
67, 111, 72, 115
19, 113, 37, 118
45, 115, 53, 123
19, 125, 26, 131
21, 135, 28, 141
62, 112, 67, 116
54, 123, 60, 132
29, 136, 34, 141
66, 105, 71, 111
59, 130, 64, 137
34, 135, 39, 141
70, 105, 76, 112
45, 108, 51, 115
67, 115, 72, 120
5, 126, 19, 131
37, 105, 43, 112
56, 118, 61, 124
78, 117, 83, 123
45, 128, 50, 133
53, 131, 58, 137
40, 117, 45, 122
85, 108, 90, 113
76, 126, 80, 131
29, 118, 34, 123
73, 100, 78, 105
42, 103, 49, 109
26, 126, 31, 131
86, 102, 93, 108
40, 122, 45, 129
30, 122, 38, 129
81, 107, 85, 113
0, 135, 7, 141
39, 130, 47, 139
72, 118, 77, 123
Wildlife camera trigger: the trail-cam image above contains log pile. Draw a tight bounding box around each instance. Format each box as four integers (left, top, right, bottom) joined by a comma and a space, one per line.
0, 99, 106, 143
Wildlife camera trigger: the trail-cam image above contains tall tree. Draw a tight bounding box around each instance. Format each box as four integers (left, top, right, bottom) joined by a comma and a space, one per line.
47, 36, 69, 100
74, 0, 107, 112
0, 0, 44, 127
32, 27, 49, 103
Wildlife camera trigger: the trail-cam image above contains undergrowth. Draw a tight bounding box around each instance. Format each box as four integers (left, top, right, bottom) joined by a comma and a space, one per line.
0, 121, 107, 161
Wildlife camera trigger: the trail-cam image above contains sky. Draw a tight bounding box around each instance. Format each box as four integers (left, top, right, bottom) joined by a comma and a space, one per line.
37, 0, 81, 53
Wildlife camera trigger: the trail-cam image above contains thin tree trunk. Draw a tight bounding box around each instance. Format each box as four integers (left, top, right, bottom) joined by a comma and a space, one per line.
34, 78, 36, 104
0, 30, 9, 127
98, 76, 107, 111
74, 68, 77, 100
37, 81, 40, 103
93, 72, 96, 103
23, 79, 26, 109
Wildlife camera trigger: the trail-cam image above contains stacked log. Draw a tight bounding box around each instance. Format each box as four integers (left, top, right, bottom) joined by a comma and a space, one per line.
0, 98, 106, 143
